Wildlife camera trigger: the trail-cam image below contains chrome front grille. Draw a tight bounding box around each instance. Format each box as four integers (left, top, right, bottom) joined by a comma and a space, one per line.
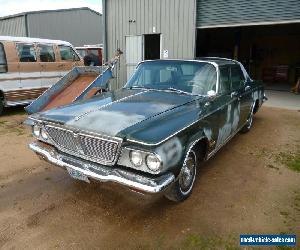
45, 125, 121, 165
79, 135, 119, 162
45, 126, 78, 152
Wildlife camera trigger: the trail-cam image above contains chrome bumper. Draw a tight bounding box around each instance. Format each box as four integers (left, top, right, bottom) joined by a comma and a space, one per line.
29, 142, 175, 194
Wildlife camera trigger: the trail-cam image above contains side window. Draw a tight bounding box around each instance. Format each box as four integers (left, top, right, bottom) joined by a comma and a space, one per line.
17, 43, 37, 62
39, 44, 55, 62
230, 65, 245, 90
59, 45, 80, 61
192, 64, 217, 94
0, 43, 7, 73
219, 66, 231, 94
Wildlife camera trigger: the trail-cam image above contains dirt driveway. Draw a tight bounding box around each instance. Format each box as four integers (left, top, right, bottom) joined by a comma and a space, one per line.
0, 107, 299, 249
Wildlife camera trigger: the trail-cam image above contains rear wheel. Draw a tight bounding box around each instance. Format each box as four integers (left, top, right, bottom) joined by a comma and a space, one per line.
165, 150, 197, 202
0, 94, 4, 116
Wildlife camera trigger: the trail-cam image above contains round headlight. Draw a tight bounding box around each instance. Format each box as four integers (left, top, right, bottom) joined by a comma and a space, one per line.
41, 128, 48, 140
130, 151, 143, 166
33, 125, 41, 137
146, 154, 161, 172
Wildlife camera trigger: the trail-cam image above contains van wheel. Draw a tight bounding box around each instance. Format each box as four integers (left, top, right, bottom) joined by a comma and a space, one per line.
165, 150, 197, 202
0, 94, 4, 116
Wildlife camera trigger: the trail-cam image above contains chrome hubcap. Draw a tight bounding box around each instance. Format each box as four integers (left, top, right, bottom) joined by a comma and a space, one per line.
179, 153, 196, 192
247, 112, 253, 129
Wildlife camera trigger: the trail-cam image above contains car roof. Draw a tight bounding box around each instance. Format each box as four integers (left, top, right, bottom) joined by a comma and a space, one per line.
0, 36, 72, 46
195, 57, 238, 66
141, 58, 239, 66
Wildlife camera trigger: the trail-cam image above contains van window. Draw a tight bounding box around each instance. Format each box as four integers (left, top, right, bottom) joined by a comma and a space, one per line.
17, 43, 37, 62
59, 45, 80, 61
39, 44, 55, 62
0, 43, 7, 73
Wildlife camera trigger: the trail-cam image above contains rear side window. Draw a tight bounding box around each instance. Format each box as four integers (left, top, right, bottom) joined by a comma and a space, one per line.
0, 43, 7, 73
17, 43, 37, 62
39, 44, 55, 62
230, 65, 245, 90
59, 45, 80, 61
219, 66, 231, 94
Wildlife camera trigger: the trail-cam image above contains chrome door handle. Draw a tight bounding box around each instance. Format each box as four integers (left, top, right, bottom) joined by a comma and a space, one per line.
231, 91, 238, 98
204, 101, 211, 107
245, 86, 251, 91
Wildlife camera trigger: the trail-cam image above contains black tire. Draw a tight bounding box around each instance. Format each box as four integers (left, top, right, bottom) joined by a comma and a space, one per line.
164, 150, 197, 202
240, 108, 254, 133
0, 94, 4, 116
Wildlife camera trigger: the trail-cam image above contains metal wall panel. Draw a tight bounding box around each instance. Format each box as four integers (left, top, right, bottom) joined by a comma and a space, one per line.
125, 35, 143, 80
105, 0, 196, 89
0, 16, 26, 36
27, 9, 103, 46
197, 0, 300, 28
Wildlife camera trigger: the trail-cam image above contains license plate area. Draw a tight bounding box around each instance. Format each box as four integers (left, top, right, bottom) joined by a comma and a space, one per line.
66, 167, 90, 183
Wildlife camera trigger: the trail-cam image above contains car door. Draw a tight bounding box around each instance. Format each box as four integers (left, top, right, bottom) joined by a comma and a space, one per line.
198, 65, 232, 153
230, 64, 253, 131
17, 43, 42, 99
38, 43, 61, 89
213, 65, 234, 148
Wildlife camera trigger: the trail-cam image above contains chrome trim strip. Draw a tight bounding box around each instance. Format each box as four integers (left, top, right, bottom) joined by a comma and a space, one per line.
29, 142, 175, 194
5, 99, 35, 107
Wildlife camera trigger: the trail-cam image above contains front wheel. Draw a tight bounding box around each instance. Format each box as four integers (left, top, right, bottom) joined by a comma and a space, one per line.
164, 150, 197, 202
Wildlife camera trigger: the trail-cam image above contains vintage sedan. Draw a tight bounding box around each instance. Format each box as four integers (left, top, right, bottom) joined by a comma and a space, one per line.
27, 58, 265, 202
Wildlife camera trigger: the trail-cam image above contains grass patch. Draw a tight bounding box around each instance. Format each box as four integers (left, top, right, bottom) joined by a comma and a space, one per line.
180, 234, 241, 250
0, 120, 26, 136
276, 151, 300, 172
279, 211, 289, 217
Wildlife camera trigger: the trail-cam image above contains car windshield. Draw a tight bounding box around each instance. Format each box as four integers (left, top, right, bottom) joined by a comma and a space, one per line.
125, 60, 217, 95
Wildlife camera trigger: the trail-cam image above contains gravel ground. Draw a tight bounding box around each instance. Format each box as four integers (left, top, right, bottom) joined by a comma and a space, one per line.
0, 106, 299, 249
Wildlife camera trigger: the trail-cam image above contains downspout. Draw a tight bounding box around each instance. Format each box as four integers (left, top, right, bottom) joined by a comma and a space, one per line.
103, 0, 108, 62
193, 0, 197, 59
24, 14, 29, 37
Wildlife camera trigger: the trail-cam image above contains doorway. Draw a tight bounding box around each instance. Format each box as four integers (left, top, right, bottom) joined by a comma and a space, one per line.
144, 34, 161, 60
196, 23, 300, 91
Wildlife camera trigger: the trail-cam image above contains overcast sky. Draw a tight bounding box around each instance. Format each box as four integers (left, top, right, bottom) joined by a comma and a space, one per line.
0, 0, 102, 17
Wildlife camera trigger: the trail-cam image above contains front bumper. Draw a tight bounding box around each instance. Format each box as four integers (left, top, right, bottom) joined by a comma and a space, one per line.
29, 141, 175, 194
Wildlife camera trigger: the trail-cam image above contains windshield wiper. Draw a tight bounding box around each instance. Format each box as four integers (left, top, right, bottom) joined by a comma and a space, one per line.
126, 86, 151, 90
165, 87, 195, 96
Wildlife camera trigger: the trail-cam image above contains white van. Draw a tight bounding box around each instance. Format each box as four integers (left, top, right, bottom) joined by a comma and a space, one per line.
0, 36, 83, 114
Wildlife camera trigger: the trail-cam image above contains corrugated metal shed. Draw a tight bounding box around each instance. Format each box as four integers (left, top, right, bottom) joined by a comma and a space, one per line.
0, 7, 103, 46
104, 0, 196, 89
0, 15, 26, 37
196, 0, 300, 28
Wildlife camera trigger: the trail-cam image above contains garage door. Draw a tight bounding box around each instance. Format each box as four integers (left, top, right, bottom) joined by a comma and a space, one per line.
196, 0, 300, 28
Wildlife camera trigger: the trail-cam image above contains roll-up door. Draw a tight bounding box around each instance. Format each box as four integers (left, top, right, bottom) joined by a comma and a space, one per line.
196, 0, 300, 28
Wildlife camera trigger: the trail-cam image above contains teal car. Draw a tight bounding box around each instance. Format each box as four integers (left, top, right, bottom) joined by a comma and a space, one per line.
27, 58, 265, 202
